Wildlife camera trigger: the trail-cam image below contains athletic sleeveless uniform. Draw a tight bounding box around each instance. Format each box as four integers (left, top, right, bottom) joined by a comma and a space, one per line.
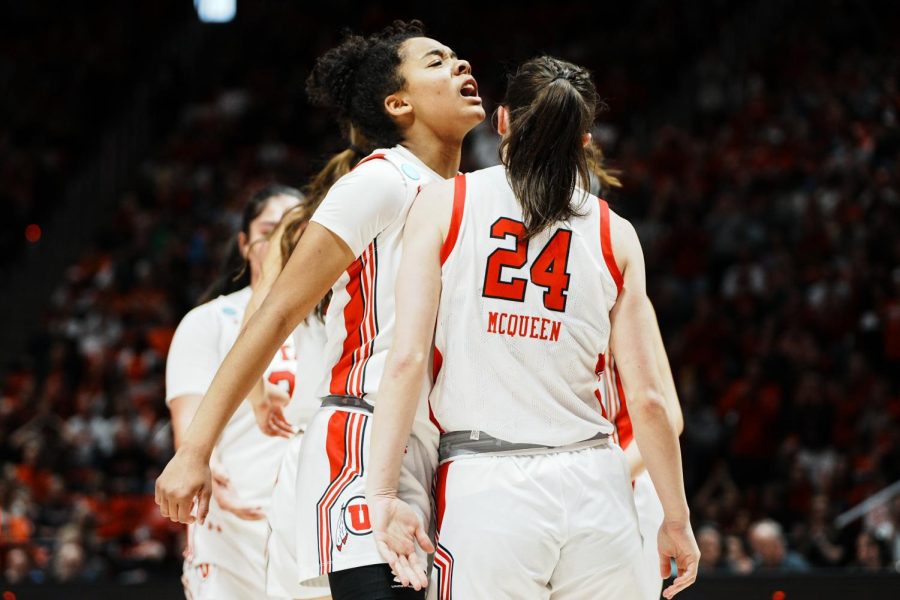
266, 318, 331, 599
598, 354, 665, 600
429, 165, 647, 599
293, 146, 442, 585
166, 287, 302, 600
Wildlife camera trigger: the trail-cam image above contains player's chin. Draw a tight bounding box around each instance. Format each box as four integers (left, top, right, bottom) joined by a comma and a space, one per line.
457, 103, 486, 126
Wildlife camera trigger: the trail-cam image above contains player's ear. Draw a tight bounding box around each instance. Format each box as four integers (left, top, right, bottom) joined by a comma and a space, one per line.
385, 92, 413, 119
496, 105, 510, 136
582, 132, 592, 148
238, 232, 250, 259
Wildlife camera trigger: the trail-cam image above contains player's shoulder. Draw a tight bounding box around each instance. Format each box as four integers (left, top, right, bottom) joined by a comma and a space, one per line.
178, 288, 248, 330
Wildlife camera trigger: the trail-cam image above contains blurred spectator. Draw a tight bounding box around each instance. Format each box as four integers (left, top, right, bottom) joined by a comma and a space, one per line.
852, 531, 888, 572
748, 519, 810, 572
1, 0, 899, 583
697, 524, 726, 573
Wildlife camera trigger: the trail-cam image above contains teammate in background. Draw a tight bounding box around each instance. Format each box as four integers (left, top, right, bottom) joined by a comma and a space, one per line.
366, 56, 699, 599
165, 185, 302, 599
599, 307, 683, 600
155, 20, 485, 599
247, 129, 369, 600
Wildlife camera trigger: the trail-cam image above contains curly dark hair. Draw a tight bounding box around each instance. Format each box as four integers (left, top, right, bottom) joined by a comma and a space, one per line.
306, 20, 426, 149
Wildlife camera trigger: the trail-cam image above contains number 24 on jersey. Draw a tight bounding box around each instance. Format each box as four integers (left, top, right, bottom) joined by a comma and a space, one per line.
482, 217, 573, 312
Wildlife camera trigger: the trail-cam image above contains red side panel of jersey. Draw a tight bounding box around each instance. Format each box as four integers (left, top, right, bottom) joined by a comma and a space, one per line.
612, 364, 633, 448
329, 242, 379, 397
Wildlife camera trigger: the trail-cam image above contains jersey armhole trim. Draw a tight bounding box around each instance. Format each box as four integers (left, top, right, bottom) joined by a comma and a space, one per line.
439, 174, 467, 265
351, 152, 387, 170
599, 199, 624, 292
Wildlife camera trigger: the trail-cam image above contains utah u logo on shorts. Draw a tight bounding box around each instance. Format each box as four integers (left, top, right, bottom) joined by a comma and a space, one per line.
336, 495, 372, 551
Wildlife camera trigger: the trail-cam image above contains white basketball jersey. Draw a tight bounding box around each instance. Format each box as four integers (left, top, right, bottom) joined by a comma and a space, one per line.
312, 146, 441, 413
430, 165, 623, 446
166, 286, 328, 572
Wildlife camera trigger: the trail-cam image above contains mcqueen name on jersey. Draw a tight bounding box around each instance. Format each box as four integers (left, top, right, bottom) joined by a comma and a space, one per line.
486, 310, 562, 342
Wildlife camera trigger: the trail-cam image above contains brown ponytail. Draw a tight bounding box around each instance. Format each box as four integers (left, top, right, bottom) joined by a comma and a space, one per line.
500, 56, 621, 239
274, 127, 372, 319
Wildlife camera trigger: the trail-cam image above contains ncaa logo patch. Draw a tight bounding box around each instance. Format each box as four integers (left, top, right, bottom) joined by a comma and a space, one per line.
341, 495, 372, 536
401, 163, 421, 180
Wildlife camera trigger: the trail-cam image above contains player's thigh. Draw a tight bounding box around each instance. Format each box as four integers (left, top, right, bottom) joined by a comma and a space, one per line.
431, 457, 559, 600
549, 446, 646, 600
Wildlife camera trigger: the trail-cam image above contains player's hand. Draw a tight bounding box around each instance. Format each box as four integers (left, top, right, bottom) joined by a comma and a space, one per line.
208, 458, 265, 521
367, 493, 434, 591
155, 445, 212, 525
658, 520, 700, 598
253, 382, 295, 438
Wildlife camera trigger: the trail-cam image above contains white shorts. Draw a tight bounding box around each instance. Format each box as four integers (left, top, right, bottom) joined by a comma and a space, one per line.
295, 406, 436, 584
183, 560, 285, 600
266, 432, 332, 599
431, 444, 648, 600
633, 470, 664, 600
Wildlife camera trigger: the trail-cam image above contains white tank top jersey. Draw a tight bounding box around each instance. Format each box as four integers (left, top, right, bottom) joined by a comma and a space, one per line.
431, 165, 625, 446
310, 145, 442, 417
165, 286, 326, 568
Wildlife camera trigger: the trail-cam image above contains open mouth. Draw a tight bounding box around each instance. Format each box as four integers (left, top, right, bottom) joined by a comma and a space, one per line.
460, 77, 480, 100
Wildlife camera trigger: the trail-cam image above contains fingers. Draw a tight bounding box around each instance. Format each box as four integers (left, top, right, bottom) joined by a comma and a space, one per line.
197, 485, 211, 525
663, 557, 699, 599
270, 410, 294, 438
396, 554, 425, 591
659, 552, 672, 579
415, 523, 436, 554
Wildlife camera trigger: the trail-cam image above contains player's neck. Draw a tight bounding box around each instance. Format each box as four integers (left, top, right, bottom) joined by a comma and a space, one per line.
400, 131, 462, 179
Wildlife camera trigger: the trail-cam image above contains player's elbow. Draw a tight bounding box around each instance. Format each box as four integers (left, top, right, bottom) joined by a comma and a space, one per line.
672, 405, 685, 436
629, 388, 669, 424
389, 350, 428, 378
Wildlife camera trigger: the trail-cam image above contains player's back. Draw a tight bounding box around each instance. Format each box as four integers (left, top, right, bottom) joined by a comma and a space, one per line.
431, 165, 621, 446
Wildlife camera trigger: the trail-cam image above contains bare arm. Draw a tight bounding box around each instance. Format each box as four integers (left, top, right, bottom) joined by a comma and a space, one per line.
607, 213, 698, 597
168, 395, 201, 451
365, 180, 454, 589
181, 223, 352, 457
156, 223, 354, 524
623, 301, 683, 478
167, 395, 264, 520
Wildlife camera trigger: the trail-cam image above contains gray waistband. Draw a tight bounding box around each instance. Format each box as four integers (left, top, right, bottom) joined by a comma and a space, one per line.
439, 430, 610, 461
321, 395, 374, 414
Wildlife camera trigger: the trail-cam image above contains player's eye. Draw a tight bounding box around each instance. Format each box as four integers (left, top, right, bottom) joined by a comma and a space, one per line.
429, 60, 442, 67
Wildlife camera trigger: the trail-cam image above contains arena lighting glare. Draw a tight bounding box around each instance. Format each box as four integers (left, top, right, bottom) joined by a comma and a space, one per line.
194, 0, 236, 23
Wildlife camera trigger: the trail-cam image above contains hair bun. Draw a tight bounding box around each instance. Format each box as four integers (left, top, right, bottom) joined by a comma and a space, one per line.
306, 33, 371, 119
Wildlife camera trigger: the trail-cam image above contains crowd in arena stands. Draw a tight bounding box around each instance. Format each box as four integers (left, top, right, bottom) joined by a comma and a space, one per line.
0, 1, 190, 275
2, 1, 900, 585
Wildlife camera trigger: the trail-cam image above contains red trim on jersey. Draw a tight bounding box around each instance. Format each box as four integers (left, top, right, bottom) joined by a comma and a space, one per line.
599, 199, 624, 293
434, 461, 451, 532
434, 543, 455, 600
593, 388, 608, 420
329, 258, 365, 395
433, 462, 454, 600
612, 364, 634, 448
316, 411, 366, 574
329, 242, 379, 397
352, 153, 386, 171
440, 174, 467, 265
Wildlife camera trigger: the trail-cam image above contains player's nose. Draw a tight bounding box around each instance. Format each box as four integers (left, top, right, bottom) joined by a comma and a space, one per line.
454, 59, 472, 76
